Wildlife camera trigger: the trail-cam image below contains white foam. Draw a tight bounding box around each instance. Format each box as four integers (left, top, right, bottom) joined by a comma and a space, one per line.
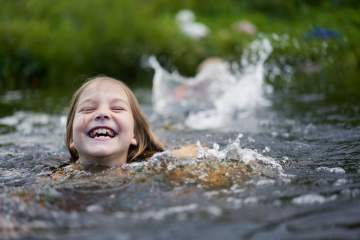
226, 196, 259, 208
0, 111, 65, 135
292, 193, 337, 205
341, 188, 360, 198
255, 179, 276, 186
137, 204, 198, 220
243, 196, 259, 204
0, 111, 65, 147
333, 178, 347, 186
316, 167, 346, 174
86, 204, 104, 213
292, 194, 325, 205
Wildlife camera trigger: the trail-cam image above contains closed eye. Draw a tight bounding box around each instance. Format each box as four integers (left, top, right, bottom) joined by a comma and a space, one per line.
79, 107, 96, 113
111, 106, 126, 112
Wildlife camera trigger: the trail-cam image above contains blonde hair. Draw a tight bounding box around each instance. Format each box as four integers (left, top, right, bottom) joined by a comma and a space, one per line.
65, 75, 164, 163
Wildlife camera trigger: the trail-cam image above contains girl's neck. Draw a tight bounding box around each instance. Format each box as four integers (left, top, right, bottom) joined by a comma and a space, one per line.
78, 155, 127, 168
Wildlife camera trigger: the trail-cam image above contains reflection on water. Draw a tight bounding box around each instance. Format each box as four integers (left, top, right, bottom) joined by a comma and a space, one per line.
1, 41, 360, 239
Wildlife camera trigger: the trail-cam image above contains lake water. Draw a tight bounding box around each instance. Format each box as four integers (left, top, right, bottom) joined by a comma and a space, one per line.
1, 38, 360, 240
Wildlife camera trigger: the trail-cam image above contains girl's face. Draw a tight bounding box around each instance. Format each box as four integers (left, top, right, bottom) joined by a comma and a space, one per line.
71, 80, 137, 166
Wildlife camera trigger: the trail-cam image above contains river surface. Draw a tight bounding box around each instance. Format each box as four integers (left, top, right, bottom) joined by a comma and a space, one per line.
1, 39, 360, 240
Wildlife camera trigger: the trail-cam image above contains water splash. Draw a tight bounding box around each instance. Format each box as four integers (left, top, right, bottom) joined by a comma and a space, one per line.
149, 38, 273, 129
124, 134, 290, 189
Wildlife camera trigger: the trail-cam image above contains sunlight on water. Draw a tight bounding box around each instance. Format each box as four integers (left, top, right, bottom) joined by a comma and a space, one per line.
149, 38, 273, 129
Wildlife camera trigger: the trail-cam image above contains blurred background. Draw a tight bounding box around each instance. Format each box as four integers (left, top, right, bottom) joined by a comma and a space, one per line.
1, 3, 360, 239
0, 0, 359, 114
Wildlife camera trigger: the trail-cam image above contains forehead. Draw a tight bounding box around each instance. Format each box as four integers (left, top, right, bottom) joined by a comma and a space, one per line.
78, 79, 129, 103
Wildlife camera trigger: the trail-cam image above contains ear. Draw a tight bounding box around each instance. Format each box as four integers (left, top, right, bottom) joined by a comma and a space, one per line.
131, 137, 137, 146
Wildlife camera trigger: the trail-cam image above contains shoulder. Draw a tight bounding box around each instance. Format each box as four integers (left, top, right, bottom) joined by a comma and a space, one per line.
48, 162, 82, 181
170, 144, 199, 159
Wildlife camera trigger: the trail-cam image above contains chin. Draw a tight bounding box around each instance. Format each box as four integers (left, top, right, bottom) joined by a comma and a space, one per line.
88, 149, 116, 158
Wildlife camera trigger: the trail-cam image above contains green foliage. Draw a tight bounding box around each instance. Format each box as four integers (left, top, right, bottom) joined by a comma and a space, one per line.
0, 0, 359, 90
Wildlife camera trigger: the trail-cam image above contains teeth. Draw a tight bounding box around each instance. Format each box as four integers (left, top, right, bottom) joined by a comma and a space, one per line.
89, 128, 115, 138
96, 128, 107, 135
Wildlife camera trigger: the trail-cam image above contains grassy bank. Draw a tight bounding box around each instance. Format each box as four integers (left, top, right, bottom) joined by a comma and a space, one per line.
0, 0, 359, 90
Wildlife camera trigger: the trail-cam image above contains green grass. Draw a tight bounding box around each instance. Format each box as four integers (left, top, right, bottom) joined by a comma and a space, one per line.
0, 0, 359, 90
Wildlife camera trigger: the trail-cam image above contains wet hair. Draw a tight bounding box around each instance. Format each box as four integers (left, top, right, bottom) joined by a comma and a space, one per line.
65, 75, 164, 163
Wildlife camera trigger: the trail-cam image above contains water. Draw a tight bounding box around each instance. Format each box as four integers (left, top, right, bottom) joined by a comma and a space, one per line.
1, 38, 360, 240
149, 38, 272, 130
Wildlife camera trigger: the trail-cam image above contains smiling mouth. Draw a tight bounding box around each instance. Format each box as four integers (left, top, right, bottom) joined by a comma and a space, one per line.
88, 127, 117, 139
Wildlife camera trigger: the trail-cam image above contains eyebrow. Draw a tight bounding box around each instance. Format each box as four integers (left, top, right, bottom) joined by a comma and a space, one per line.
111, 98, 129, 104
78, 98, 129, 106
77, 99, 96, 106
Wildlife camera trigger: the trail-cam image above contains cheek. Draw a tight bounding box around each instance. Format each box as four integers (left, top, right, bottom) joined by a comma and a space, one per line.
72, 116, 87, 138
117, 113, 135, 130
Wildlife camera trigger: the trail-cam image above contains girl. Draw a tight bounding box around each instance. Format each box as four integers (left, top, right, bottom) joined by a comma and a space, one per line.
54, 75, 249, 188
65, 75, 164, 167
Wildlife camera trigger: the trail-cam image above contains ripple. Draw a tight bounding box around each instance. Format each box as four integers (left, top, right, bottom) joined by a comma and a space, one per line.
292, 193, 336, 205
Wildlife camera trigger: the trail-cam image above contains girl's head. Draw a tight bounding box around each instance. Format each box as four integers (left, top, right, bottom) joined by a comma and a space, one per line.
65, 76, 163, 166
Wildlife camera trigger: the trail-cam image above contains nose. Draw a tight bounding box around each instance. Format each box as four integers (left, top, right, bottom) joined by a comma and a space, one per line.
95, 113, 110, 121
